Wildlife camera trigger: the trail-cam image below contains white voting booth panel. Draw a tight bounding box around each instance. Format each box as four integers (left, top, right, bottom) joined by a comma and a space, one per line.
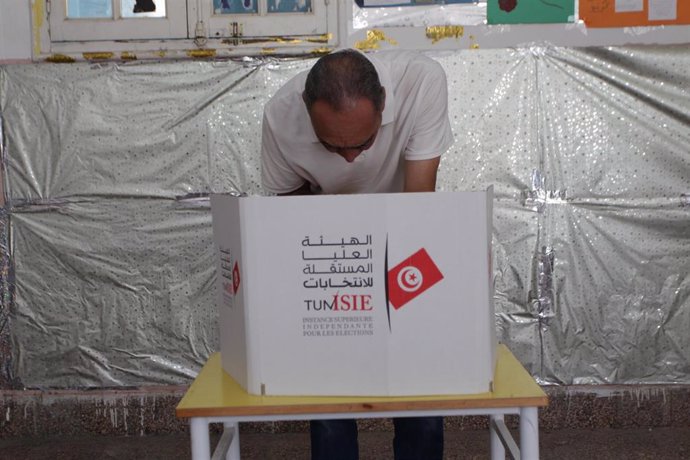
210, 190, 496, 397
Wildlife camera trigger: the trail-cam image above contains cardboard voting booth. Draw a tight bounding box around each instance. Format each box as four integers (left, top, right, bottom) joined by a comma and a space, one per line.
210, 190, 496, 397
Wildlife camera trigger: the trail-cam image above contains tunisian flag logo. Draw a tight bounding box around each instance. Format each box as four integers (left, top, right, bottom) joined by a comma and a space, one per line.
387, 248, 444, 310
232, 261, 241, 294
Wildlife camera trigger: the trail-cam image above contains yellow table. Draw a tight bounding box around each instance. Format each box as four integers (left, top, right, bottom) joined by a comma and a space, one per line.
177, 344, 548, 460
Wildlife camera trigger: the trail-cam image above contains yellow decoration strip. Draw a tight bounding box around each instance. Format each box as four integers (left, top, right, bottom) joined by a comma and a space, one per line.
261, 46, 331, 56
231, 33, 331, 46
186, 49, 217, 58
273, 38, 302, 44
310, 47, 332, 55
425, 25, 464, 44
305, 33, 333, 43
83, 52, 114, 60
355, 29, 398, 51
45, 54, 76, 63
121, 52, 137, 60
32, 1, 44, 58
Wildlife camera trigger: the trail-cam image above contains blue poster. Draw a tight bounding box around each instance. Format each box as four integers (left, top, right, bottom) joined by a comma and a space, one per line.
214, 0, 258, 14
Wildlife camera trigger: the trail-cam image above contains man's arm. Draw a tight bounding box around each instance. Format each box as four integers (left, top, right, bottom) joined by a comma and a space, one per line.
403, 157, 441, 192
279, 181, 313, 196
261, 107, 312, 195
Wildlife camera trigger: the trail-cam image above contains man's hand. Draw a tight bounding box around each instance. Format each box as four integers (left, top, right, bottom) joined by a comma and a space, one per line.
403, 157, 441, 193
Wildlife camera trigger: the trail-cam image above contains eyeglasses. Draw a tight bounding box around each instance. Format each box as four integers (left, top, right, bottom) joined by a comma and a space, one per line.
318, 132, 377, 154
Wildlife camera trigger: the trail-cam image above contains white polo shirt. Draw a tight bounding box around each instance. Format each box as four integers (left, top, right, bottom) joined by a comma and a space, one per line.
261, 50, 454, 195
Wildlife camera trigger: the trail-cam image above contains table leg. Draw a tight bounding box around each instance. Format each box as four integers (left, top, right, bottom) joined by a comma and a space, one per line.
519, 406, 539, 460
225, 421, 241, 460
489, 414, 506, 460
190, 417, 211, 460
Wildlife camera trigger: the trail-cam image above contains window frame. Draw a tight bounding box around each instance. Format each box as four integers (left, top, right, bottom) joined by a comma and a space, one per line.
197, 0, 333, 39
49, 0, 189, 42
40, 0, 340, 58
38, 0, 689, 60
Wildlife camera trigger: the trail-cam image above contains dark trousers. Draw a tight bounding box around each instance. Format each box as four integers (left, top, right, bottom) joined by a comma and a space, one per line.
310, 417, 444, 460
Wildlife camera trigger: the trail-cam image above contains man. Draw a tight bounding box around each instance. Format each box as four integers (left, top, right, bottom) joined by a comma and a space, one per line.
260, 49, 453, 460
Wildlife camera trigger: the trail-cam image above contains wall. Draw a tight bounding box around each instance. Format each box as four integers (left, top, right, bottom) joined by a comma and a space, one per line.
0, 2, 688, 442
0, 0, 32, 61
1, 46, 688, 389
3, 1, 690, 62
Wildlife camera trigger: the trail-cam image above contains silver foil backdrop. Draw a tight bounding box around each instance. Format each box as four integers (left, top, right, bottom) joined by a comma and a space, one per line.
0, 46, 688, 388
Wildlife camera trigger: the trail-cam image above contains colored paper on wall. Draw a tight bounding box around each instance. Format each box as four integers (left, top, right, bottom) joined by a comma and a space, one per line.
580, 0, 690, 27
487, 0, 575, 24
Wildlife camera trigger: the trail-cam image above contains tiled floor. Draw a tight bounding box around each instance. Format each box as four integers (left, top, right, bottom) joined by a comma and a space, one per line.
1, 426, 689, 459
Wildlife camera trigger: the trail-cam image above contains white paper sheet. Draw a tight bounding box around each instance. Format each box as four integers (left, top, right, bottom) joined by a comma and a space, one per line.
615, 0, 643, 13
648, 0, 677, 20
